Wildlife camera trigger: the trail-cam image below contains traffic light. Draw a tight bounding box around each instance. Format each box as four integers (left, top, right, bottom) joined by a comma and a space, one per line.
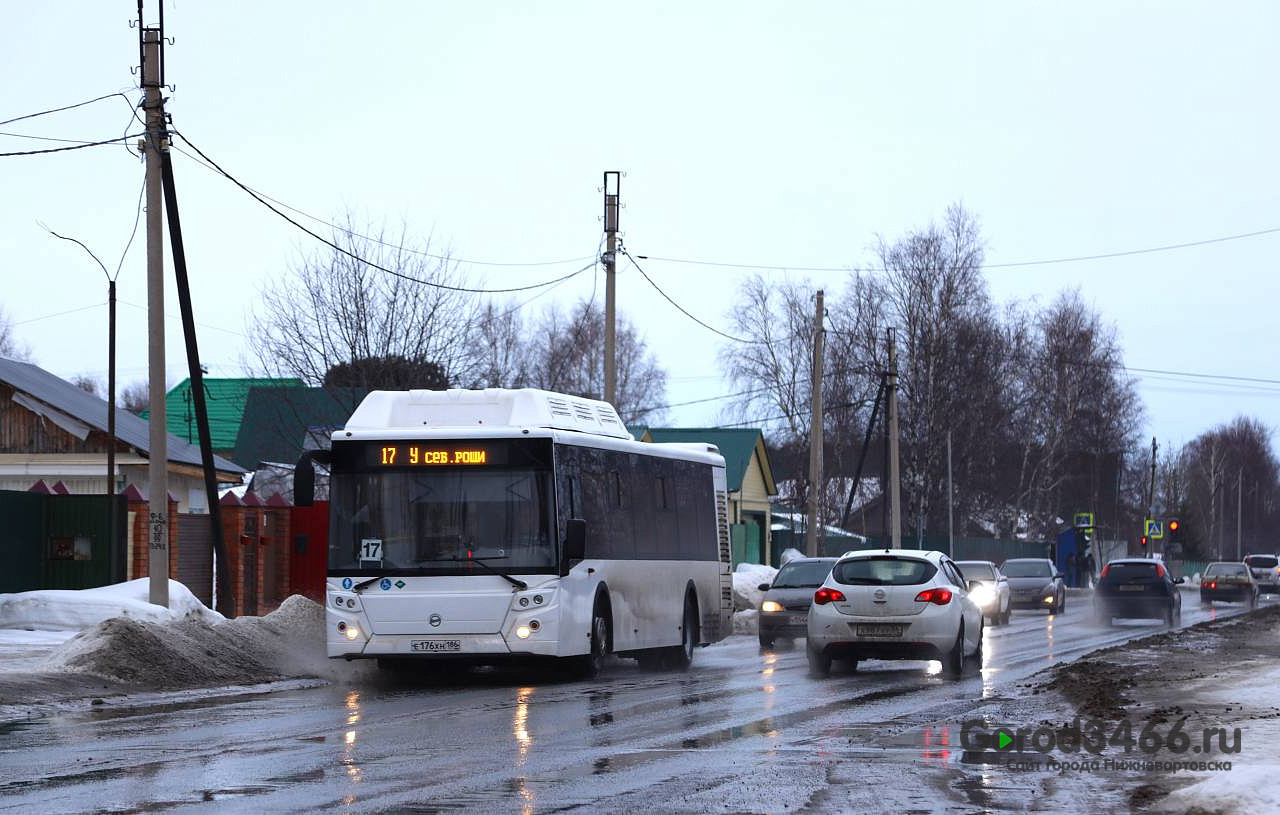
1168, 519, 1180, 537
1140, 535, 1148, 549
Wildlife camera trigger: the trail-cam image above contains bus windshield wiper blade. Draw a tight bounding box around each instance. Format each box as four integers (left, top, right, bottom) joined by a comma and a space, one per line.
351, 576, 382, 594
442, 557, 528, 590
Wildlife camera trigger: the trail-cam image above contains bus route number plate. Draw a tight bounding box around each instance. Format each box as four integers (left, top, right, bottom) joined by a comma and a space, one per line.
411, 640, 461, 653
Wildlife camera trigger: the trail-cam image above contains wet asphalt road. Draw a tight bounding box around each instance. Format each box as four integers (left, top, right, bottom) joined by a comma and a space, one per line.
0, 593, 1254, 814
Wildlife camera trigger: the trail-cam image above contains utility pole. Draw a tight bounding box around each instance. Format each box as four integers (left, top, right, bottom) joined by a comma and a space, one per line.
887, 328, 902, 548
1146, 436, 1157, 558
805, 290, 824, 557
107, 278, 117, 577
1237, 468, 1243, 560
947, 430, 954, 558
143, 25, 169, 608
602, 171, 620, 406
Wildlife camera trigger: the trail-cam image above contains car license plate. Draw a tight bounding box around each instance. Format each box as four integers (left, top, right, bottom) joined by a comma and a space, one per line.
410, 639, 461, 653
790, 614, 807, 625
856, 623, 904, 638
1119, 585, 1145, 592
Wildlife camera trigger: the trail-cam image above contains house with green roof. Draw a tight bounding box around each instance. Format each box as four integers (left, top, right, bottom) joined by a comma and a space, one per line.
149, 378, 302, 459
635, 427, 777, 566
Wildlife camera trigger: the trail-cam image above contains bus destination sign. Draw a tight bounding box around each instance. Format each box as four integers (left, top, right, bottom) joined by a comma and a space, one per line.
378, 446, 487, 466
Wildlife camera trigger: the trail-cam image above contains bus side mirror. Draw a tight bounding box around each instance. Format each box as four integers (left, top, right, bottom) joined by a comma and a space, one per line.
295, 453, 315, 507
565, 518, 586, 561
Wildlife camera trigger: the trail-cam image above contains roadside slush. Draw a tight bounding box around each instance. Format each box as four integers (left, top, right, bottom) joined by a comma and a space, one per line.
950, 600, 1280, 813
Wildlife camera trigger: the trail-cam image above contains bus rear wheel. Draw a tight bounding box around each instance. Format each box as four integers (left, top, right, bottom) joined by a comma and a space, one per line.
666, 595, 698, 670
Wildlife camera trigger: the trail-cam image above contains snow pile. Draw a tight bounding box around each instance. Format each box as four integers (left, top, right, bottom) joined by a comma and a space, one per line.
0, 579, 223, 632
43, 595, 340, 690
779, 548, 805, 566
1157, 764, 1280, 814
732, 562, 778, 611
732, 609, 759, 634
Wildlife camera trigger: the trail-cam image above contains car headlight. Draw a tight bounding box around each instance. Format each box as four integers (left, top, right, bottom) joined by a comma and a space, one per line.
761, 600, 784, 613
970, 584, 996, 606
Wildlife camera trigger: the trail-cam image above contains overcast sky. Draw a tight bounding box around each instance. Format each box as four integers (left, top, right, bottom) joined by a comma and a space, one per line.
4, 1, 1278, 452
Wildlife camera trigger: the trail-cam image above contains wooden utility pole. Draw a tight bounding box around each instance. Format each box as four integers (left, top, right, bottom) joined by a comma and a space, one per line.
142, 26, 169, 607
887, 328, 902, 548
602, 171, 620, 406
1237, 468, 1244, 560
805, 290, 824, 556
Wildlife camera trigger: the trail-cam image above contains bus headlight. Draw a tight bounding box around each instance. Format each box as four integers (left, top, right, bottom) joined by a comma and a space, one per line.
345, 625, 361, 640
515, 625, 532, 640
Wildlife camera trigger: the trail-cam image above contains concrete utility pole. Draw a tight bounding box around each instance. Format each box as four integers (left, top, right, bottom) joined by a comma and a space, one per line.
1147, 436, 1157, 558
805, 290, 824, 557
887, 328, 902, 548
602, 171, 620, 406
946, 430, 954, 557
143, 26, 169, 608
1237, 468, 1243, 560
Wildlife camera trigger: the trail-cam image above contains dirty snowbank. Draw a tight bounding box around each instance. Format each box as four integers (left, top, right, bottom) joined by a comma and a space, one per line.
44, 594, 346, 690
732, 562, 778, 612
0, 579, 222, 631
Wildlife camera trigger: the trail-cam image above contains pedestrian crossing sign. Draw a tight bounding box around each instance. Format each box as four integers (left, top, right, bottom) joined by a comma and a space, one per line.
1073, 512, 1094, 529
1144, 519, 1164, 539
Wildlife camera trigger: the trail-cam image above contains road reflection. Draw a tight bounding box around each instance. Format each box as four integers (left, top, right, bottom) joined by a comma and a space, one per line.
512, 687, 535, 815
342, 689, 362, 809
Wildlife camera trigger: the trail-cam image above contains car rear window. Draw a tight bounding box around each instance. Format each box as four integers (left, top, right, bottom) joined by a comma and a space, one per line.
1205, 564, 1248, 577
1001, 561, 1052, 578
1244, 555, 1278, 569
832, 556, 937, 586
957, 562, 996, 580
772, 560, 836, 589
1103, 562, 1159, 581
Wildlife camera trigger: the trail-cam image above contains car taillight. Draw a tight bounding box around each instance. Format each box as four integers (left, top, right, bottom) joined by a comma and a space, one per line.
914, 588, 953, 605
1209, 581, 1217, 589
814, 587, 846, 605
1100, 564, 1110, 578
1274, 566, 1279, 575
1155, 563, 1166, 578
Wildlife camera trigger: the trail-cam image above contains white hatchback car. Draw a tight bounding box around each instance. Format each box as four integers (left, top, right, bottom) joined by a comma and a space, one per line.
806, 549, 984, 678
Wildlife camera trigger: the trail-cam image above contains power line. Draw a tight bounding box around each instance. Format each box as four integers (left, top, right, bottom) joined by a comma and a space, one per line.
172, 129, 599, 294
13, 302, 105, 326
0, 92, 135, 128
169, 142, 593, 269
0, 133, 141, 157
621, 249, 761, 345
633, 225, 1280, 274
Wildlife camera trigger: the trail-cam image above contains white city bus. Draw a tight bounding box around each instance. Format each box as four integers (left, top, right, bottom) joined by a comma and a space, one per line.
300, 388, 733, 676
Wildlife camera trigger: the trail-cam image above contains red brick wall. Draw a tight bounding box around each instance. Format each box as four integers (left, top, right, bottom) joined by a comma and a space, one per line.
126, 497, 179, 581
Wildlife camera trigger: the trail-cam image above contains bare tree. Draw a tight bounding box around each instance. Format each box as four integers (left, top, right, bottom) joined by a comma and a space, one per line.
71, 375, 101, 396
120, 380, 149, 415
247, 216, 482, 409
0, 305, 32, 362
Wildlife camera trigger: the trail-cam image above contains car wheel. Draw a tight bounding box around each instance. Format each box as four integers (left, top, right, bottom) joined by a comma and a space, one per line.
1163, 604, 1175, 627
944, 623, 965, 678
758, 631, 775, 649
1200, 595, 1210, 606
1250, 593, 1259, 610
807, 643, 832, 677
1058, 592, 1066, 613
577, 599, 610, 679
1002, 604, 1012, 626
970, 619, 984, 669
1092, 606, 1109, 626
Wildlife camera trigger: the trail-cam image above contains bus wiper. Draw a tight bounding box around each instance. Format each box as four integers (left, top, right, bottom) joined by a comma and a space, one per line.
442, 556, 528, 590
351, 576, 383, 594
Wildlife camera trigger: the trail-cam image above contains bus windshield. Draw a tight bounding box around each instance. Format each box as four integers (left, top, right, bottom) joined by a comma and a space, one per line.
329, 468, 556, 573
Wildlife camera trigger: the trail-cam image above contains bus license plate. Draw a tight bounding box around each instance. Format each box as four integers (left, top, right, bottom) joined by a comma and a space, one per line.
856, 623, 904, 638
411, 640, 461, 653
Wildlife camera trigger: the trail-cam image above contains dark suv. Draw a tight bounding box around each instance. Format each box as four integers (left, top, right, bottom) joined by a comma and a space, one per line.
1094, 559, 1184, 625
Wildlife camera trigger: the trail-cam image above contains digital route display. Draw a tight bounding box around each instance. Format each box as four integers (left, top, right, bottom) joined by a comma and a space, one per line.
330, 438, 553, 471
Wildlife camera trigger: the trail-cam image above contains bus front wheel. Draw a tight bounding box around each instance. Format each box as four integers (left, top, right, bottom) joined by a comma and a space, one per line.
576, 599, 610, 679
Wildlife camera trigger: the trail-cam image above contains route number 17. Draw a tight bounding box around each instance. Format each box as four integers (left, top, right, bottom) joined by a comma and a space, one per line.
360, 538, 383, 563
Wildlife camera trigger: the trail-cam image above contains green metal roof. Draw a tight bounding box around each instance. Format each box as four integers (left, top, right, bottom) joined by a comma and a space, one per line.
231, 385, 365, 469
642, 428, 776, 495
148, 378, 302, 451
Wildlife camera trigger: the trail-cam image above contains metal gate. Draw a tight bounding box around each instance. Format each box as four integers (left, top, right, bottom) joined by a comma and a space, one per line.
176, 514, 214, 606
